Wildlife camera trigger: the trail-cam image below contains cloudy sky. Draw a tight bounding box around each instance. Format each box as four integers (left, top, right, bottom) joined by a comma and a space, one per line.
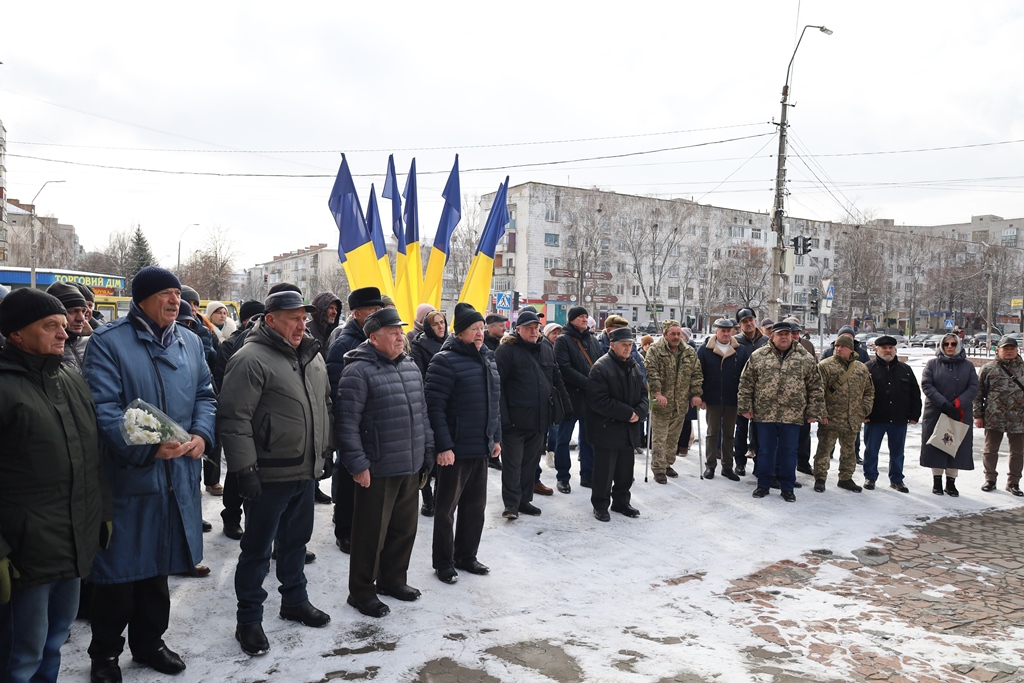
3, 1, 1022, 271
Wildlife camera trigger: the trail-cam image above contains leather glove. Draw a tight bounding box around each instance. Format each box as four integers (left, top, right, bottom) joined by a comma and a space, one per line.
236, 466, 261, 501
319, 452, 334, 481
100, 521, 113, 550
941, 401, 960, 419
0, 556, 20, 605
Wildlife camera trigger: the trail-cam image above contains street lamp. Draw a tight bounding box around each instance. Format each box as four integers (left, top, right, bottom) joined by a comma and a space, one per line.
29, 180, 66, 288
177, 223, 199, 272
768, 24, 832, 320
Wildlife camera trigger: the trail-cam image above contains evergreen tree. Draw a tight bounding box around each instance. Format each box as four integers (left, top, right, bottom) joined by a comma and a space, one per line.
126, 224, 156, 295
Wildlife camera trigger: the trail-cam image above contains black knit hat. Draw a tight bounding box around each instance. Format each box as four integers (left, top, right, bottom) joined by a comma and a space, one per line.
567, 306, 588, 323
180, 285, 201, 305
239, 300, 265, 321
0, 288, 68, 337
46, 282, 88, 310
453, 302, 485, 334
72, 282, 95, 303
132, 266, 181, 303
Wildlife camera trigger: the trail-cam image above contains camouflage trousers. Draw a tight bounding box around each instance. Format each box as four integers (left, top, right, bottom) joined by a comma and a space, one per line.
651, 408, 687, 475
814, 427, 858, 482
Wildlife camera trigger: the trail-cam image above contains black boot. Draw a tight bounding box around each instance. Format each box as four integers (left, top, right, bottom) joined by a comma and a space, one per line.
945, 477, 959, 497
420, 482, 435, 517
932, 475, 944, 495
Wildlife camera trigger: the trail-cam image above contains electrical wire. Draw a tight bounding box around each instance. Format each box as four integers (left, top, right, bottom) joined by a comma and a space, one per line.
695, 132, 778, 204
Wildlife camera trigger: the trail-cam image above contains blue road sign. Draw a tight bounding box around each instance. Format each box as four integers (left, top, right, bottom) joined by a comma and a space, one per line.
496, 293, 511, 309
945, 319, 955, 330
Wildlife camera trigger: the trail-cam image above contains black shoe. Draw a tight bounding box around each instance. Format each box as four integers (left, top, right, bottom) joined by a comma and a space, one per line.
305, 551, 316, 564
436, 567, 459, 584
201, 519, 212, 533
518, 502, 541, 516
703, 467, 715, 479
502, 508, 519, 520
933, 475, 944, 495
770, 477, 781, 489
235, 623, 270, 656
376, 584, 421, 602
488, 458, 502, 471
796, 464, 814, 476
132, 646, 186, 675
347, 595, 390, 618
752, 487, 769, 499
736, 465, 746, 476
890, 482, 909, 493
611, 504, 640, 518
222, 519, 243, 541
837, 479, 862, 493
556, 481, 571, 494
280, 601, 331, 627
90, 657, 122, 683
982, 480, 997, 492
781, 490, 796, 503
814, 479, 825, 493
420, 503, 435, 517
335, 535, 351, 554
314, 487, 333, 504
793, 480, 803, 489
863, 479, 876, 490
455, 559, 490, 575
594, 509, 611, 522
856, 455, 863, 465
1008, 484, 1024, 497
579, 480, 592, 488
665, 466, 679, 478
945, 478, 959, 497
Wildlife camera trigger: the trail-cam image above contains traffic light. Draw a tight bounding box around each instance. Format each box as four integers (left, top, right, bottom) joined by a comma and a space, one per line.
809, 286, 819, 315
512, 291, 520, 310
790, 236, 812, 255
263, 274, 268, 283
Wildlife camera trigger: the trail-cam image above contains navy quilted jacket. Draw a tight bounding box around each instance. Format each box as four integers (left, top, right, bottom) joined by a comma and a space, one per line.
424, 336, 501, 458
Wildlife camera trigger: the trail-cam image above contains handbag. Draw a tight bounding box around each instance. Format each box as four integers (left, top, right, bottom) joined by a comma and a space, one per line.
926, 413, 970, 456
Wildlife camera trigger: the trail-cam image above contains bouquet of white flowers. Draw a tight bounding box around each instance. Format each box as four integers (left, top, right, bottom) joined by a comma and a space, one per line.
120, 399, 191, 446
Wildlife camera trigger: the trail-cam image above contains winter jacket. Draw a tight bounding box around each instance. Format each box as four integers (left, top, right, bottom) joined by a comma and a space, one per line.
483, 333, 503, 353
737, 340, 825, 425
326, 316, 367, 397
974, 356, 1024, 434
306, 292, 342, 360
585, 350, 649, 450
335, 342, 433, 478
82, 312, 217, 583
211, 317, 237, 344
643, 336, 703, 415
554, 324, 602, 416
697, 336, 751, 407
424, 336, 502, 458
61, 330, 89, 374
0, 345, 110, 588
817, 353, 874, 432
920, 348, 979, 470
218, 320, 331, 483
412, 327, 447, 379
865, 355, 922, 424
736, 329, 768, 351
191, 313, 220, 370
495, 332, 571, 433
821, 339, 869, 364
597, 330, 647, 382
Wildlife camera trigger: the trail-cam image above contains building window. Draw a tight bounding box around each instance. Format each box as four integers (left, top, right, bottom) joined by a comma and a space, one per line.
632, 285, 640, 296
811, 238, 820, 248
616, 284, 625, 295
751, 228, 762, 240
905, 282, 912, 292
730, 226, 744, 238
544, 233, 559, 247
823, 257, 830, 268
796, 255, 804, 266
543, 280, 559, 294
794, 275, 803, 285
668, 265, 679, 278
823, 239, 831, 250
632, 307, 638, 322
545, 195, 560, 222
544, 257, 559, 269
668, 286, 680, 299
685, 287, 694, 299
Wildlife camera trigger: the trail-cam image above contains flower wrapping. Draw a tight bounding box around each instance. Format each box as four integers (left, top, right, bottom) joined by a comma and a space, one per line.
120, 398, 191, 446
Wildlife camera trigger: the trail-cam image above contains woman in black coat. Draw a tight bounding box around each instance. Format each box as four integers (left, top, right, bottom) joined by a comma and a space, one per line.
920, 333, 979, 496
424, 304, 501, 584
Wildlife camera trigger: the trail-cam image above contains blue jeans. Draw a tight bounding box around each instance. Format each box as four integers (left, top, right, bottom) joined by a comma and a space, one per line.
236, 480, 314, 625
862, 423, 907, 483
755, 423, 800, 492
0, 577, 80, 683
555, 417, 594, 484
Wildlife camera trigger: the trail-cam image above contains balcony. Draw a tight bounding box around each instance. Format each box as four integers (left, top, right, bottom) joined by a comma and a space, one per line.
494, 266, 515, 276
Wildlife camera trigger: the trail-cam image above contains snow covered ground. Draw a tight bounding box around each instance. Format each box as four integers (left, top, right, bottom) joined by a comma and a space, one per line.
59, 348, 1022, 682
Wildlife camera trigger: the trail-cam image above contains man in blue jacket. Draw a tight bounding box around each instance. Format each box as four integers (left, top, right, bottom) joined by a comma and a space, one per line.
83, 266, 217, 683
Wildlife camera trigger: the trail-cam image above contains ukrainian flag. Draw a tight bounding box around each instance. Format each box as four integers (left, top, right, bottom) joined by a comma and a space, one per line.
327, 155, 384, 293
459, 177, 509, 314
422, 155, 461, 310
383, 155, 416, 325
365, 185, 395, 298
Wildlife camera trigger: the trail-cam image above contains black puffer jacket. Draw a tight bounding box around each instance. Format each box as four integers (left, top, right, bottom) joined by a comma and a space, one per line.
865, 355, 922, 424
495, 332, 571, 433
424, 336, 501, 458
0, 345, 111, 587
554, 324, 601, 416
585, 350, 649, 450
306, 292, 342, 359
411, 326, 447, 379
326, 316, 367, 397
335, 341, 433, 478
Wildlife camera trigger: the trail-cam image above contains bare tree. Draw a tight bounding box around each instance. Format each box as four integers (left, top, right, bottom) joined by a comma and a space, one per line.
559, 190, 607, 302
719, 244, 771, 311
177, 226, 236, 299
617, 198, 690, 330
831, 224, 888, 328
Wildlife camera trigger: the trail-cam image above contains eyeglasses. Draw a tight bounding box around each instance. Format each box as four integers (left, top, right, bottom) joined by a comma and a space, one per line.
942, 342, 958, 347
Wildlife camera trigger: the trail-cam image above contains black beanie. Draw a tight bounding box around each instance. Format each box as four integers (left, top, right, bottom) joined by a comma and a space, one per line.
180, 285, 200, 305
567, 306, 588, 322
239, 300, 265, 321
453, 302, 485, 334
72, 282, 95, 303
132, 266, 181, 303
0, 288, 68, 337
46, 282, 88, 310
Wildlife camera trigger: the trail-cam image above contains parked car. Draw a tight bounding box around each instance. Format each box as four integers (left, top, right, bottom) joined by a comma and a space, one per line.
909, 334, 933, 348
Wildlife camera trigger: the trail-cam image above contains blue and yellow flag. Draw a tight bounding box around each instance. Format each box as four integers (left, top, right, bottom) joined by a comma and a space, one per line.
327, 155, 378, 291
422, 155, 461, 310
383, 155, 415, 325
365, 185, 395, 298
459, 177, 509, 314
401, 159, 423, 317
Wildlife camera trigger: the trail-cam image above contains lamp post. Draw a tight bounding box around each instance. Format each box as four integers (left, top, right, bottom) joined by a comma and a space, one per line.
29, 180, 66, 289
768, 24, 832, 320
177, 223, 199, 272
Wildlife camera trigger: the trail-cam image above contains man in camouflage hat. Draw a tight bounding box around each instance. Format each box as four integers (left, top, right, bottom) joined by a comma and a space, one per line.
737, 321, 824, 502
975, 336, 1024, 495
643, 320, 703, 484
812, 335, 874, 493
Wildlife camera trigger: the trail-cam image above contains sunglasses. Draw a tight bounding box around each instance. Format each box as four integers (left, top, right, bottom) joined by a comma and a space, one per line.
942, 342, 958, 347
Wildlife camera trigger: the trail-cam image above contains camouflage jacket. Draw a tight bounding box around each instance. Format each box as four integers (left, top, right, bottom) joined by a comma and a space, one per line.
737, 341, 824, 425
975, 356, 1024, 433
817, 353, 874, 432
643, 337, 702, 414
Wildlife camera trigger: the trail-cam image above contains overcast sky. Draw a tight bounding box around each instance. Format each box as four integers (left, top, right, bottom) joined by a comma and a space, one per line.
3, 1, 1022, 272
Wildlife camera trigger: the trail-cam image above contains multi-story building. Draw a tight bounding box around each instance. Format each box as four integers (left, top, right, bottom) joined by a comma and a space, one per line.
240, 243, 348, 302
5, 199, 81, 268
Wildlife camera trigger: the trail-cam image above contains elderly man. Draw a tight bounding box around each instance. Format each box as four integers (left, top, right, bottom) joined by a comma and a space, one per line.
782, 317, 817, 475
45, 282, 91, 373
738, 321, 825, 502
697, 318, 750, 481
336, 309, 433, 618
83, 266, 216, 681
483, 313, 507, 352
495, 310, 570, 518
0, 289, 110, 683
975, 336, 1024, 495
862, 335, 921, 493
759, 318, 775, 339
219, 291, 333, 656
587, 327, 649, 521
643, 320, 703, 484
553, 306, 602, 492
733, 308, 766, 475
813, 336, 874, 493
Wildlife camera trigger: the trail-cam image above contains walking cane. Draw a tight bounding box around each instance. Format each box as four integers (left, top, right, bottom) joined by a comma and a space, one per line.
696, 407, 705, 480
644, 412, 652, 483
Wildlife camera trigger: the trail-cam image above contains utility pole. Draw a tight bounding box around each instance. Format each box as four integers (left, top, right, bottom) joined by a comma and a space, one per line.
28, 180, 66, 289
